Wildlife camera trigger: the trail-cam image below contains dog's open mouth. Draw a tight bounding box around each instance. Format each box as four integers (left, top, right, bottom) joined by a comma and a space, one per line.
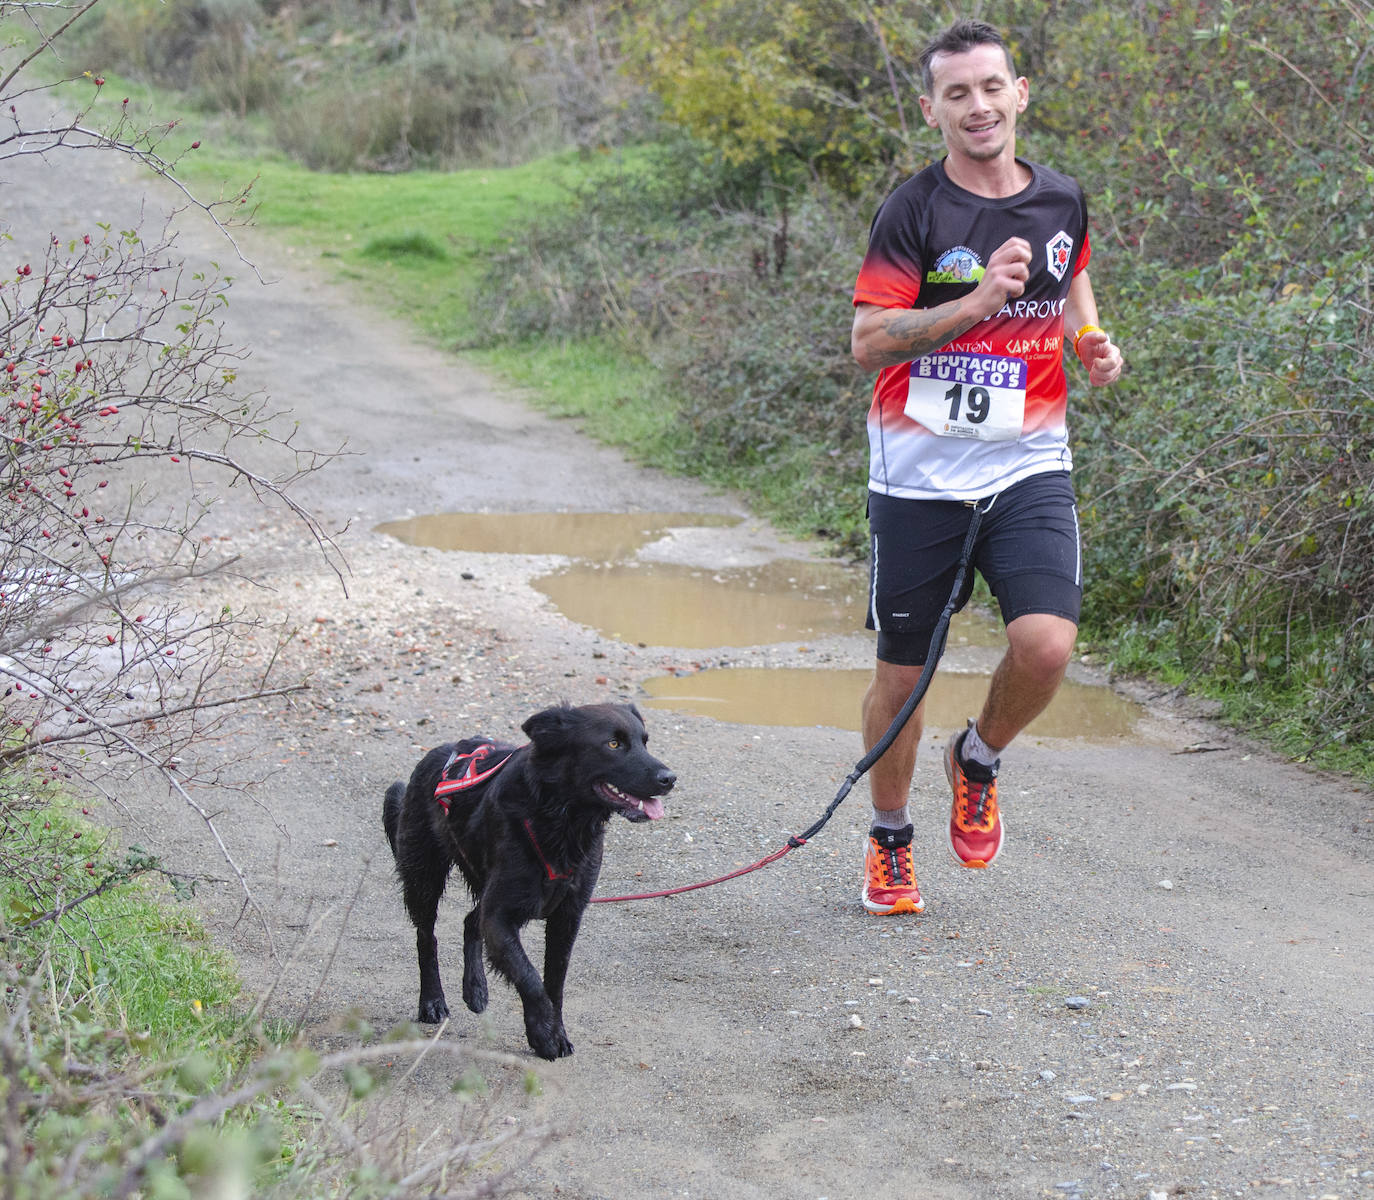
595, 780, 666, 822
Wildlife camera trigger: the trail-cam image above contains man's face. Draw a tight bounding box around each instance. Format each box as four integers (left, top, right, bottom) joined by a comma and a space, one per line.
918, 43, 1029, 165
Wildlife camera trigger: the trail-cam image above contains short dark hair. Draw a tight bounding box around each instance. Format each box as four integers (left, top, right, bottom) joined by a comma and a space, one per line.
919, 19, 1016, 94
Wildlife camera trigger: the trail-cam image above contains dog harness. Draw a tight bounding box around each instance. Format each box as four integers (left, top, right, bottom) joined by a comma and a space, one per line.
432, 740, 571, 882
432, 740, 519, 812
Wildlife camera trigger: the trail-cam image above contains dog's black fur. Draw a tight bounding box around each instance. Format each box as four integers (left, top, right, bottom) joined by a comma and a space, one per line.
382, 702, 675, 1059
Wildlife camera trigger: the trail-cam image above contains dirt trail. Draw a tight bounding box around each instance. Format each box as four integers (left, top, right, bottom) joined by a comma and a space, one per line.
6, 136, 1373, 1200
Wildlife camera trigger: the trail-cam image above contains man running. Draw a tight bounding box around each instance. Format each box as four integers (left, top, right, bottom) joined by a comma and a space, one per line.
851, 18, 1124, 915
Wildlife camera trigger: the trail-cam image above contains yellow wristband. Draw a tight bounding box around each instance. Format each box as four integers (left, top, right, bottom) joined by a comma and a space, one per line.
1072, 324, 1104, 356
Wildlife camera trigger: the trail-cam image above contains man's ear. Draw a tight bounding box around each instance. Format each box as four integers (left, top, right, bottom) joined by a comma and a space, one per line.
918, 93, 938, 128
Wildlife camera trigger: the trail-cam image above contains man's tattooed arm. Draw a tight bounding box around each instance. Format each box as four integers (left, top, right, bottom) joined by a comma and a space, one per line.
851, 298, 984, 371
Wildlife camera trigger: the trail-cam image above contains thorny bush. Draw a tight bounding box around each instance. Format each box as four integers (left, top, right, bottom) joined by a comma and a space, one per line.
1, 3, 341, 921
1, 6, 554, 1196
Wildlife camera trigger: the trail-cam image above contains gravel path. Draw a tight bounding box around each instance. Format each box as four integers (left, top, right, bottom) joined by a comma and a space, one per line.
6, 128, 1373, 1200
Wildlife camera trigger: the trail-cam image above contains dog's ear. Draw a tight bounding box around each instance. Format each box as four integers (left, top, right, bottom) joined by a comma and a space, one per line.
522, 704, 576, 751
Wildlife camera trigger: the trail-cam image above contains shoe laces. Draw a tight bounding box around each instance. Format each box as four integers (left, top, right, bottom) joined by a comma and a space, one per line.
870, 837, 916, 887
957, 775, 998, 832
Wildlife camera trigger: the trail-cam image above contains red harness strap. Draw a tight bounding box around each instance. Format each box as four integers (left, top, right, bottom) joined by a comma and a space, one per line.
432, 742, 569, 882
522, 818, 571, 882
433, 742, 520, 812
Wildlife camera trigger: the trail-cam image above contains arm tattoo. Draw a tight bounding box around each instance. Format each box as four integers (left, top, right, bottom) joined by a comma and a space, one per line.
872, 301, 976, 368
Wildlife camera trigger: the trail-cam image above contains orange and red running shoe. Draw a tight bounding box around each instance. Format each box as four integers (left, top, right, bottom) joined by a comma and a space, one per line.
946, 721, 1003, 868
862, 823, 925, 915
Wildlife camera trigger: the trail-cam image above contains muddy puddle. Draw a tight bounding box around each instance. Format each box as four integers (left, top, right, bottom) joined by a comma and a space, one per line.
378, 509, 1140, 738
638, 667, 1139, 738
536, 559, 868, 648
376, 510, 740, 562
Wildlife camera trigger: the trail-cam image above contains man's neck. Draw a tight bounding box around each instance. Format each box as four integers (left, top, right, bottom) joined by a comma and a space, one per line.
943, 151, 1031, 199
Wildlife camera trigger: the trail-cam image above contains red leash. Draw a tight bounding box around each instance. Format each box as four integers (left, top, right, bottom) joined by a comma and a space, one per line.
590, 839, 805, 903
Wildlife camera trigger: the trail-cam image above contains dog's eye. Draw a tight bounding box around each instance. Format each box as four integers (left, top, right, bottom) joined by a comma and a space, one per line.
608, 738, 620, 749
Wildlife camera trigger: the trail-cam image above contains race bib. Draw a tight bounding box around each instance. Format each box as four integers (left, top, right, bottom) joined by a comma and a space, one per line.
905, 352, 1027, 441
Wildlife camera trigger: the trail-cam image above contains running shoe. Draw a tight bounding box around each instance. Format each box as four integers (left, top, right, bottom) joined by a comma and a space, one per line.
946, 721, 1003, 868
862, 823, 925, 915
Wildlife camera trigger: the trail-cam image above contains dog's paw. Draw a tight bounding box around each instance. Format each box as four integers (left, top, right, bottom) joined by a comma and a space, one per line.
417, 995, 450, 1024
526, 1017, 574, 1060
462, 977, 488, 1014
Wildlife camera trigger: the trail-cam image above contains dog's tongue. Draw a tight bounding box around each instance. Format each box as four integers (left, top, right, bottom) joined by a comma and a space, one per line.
640, 795, 666, 820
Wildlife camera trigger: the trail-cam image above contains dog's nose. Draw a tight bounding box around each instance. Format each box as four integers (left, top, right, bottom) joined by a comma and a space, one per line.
656, 769, 677, 792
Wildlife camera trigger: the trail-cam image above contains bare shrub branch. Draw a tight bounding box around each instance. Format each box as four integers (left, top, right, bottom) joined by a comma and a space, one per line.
2, 1, 344, 920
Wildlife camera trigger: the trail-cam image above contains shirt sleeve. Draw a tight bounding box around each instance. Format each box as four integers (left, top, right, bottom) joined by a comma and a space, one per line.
1072, 191, 1091, 276
853, 193, 924, 309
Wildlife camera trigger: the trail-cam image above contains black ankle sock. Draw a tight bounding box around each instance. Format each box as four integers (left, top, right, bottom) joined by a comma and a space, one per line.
870, 823, 914, 848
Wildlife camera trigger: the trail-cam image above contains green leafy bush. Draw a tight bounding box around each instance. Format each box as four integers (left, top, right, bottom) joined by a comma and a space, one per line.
475, 1, 1374, 772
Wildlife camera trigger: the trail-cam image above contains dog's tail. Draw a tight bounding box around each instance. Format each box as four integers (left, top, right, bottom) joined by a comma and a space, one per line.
382, 781, 405, 857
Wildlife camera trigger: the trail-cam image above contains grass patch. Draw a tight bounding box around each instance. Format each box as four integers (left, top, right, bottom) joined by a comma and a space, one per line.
1, 793, 282, 1195
473, 335, 685, 453
2, 795, 246, 1056
359, 231, 450, 261
178, 148, 625, 346
1, 790, 528, 1196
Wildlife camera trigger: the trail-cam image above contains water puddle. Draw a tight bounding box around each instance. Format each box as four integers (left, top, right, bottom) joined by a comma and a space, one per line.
376, 510, 740, 562
378, 509, 1140, 739
639, 667, 1139, 738
535, 559, 867, 648
535, 559, 1005, 649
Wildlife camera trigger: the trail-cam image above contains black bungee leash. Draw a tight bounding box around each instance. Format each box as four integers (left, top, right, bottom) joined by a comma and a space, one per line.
592, 496, 992, 903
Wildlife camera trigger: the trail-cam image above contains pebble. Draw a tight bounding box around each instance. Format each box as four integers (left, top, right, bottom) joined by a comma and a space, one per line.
1065, 995, 1091, 1010
848, 1014, 864, 1029
1159, 879, 1174, 890
1166, 1081, 1198, 1093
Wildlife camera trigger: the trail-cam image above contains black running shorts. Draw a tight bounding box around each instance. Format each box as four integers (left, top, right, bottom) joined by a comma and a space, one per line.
866, 471, 1082, 666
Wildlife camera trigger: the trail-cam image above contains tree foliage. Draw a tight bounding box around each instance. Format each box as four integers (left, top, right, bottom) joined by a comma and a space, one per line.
618, 0, 939, 194
488, 0, 1374, 767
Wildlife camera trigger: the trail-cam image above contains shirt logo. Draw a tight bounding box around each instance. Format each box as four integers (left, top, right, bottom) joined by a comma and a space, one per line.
927, 245, 984, 284
1045, 230, 1074, 282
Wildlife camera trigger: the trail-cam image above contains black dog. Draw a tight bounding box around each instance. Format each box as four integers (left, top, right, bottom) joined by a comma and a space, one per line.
382, 702, 675, 1059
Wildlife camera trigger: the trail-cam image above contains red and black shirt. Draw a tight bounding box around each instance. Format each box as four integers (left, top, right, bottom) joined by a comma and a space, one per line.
853, 158, 1090, 499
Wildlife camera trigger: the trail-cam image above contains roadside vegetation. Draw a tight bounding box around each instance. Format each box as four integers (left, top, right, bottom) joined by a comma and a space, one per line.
2, 0, 1368, 1191
62, 0, 1369, 781
1, 2, 543, 1193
